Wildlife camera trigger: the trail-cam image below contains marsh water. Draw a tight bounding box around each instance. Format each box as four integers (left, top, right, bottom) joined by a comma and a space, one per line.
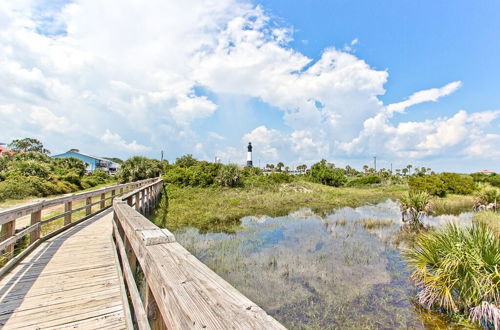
174, 200, 473, 329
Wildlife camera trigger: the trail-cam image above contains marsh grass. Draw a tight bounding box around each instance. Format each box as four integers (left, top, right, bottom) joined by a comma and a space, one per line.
361, 218, 394, 229
154, 182, 406, 232
173, 205, 472, 329
474, 211, 500, 236
431, 195, 475, 215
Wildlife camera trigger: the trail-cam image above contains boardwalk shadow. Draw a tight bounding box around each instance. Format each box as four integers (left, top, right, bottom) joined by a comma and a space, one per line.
0, 209, 112, 326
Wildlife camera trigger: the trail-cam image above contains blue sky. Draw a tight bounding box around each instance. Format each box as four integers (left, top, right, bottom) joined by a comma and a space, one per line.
0, 0, 499, 172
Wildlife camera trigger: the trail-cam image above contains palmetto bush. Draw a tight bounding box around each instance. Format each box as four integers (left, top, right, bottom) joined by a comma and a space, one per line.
216, 164, 242, 187
474, 187, 500, 207
404, 223, 500, 328
399, 190, 432, 227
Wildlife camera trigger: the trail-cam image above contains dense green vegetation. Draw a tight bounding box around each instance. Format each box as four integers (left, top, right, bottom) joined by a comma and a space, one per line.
116, 156, 164, 183
0, 138, 163, 203
471, 173, 500, 188
0, 149, 114, 202
404, 223, 499, 328
409, 173, 475, 197
153, 182, 406, 233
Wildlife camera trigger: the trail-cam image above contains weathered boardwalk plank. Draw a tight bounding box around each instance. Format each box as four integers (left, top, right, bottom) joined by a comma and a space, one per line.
0, 210, 129, 329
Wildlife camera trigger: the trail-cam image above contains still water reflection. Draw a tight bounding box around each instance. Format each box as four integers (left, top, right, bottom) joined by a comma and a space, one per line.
175, 200, 473, 329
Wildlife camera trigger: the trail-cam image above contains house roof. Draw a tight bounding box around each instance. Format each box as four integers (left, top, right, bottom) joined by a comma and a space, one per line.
0, 145, 12, 155
478, 170, 495, 174
52, 150, 118, 165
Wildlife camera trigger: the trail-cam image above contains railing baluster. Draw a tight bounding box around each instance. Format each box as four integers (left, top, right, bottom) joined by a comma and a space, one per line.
1, 220, 16, 260
30, 211, 41, 243
64, 201, 72, 225
86, 197, 92, 216
100, 193, 106, 209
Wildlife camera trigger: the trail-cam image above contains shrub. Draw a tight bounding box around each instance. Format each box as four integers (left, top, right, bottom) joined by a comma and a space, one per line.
117, 156, 164, 183
216, 164, 242, 187
267, 173, 292, 184
471, 173, 500, 187
81, 176, 99, 189
404, 223, 500, 328
309, 159, 346, 187
53, 157, 86, 176
59, 172, 82, 187
440, 173, 475, 195
242, 166, 263, 177
488, 175, 500, 188
8, 161, 51, 179
174, 154, 198, 168
346, 175, 381, 187
88, 169, 111, 184
409, 175, 447, 197
474, 187, 500, 206
163, 162, 221, 187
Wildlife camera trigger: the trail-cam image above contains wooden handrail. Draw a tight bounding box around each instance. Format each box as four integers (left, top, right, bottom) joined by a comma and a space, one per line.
0, 177, 158, 275
112, 179, 285, 329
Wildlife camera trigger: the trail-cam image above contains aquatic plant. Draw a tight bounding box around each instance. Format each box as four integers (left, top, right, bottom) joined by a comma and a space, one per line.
361, 218, 394, 229
404, 223, 500, 328
399, 191, 432, 227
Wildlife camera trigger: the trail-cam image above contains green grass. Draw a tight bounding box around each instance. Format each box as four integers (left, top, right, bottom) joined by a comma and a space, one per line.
430, 194, 475, 215
153, 181, 407, 233
474, 211, 500, 236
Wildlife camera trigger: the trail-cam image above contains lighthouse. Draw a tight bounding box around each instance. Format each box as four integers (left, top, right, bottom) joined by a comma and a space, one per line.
246, 142, 253, 167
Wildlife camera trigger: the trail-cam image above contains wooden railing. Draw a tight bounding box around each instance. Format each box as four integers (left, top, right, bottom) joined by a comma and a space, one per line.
113, 179, 285, 330
0, 177, 158, 276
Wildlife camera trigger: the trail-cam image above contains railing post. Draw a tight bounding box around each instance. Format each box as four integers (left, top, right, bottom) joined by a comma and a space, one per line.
1, 219, 16, 261
30, 210, 41, 244
64, 201, 72, 225
144, 281, 164, 328
86, 197, 92, 216
100, 193, 106, 209
124, 237, 137, 275
135, 192, 141, 211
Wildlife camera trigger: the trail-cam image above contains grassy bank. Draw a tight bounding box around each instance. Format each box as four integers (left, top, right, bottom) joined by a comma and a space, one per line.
474, 211, 500, 236
153, 181, 407, 233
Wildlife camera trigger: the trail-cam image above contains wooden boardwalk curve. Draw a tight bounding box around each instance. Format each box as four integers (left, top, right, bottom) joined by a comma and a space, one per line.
0, 210, 130, 329
0, 179, 284, 329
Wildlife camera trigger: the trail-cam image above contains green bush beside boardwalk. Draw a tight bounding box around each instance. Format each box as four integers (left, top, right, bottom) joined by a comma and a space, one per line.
0, 152, 114, 202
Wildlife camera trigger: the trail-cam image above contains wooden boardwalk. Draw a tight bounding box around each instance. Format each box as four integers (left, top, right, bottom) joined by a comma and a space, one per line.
0, 210, 129, 329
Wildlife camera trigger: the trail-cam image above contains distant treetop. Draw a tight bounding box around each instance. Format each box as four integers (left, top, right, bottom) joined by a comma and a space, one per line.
8, 138, 50, 155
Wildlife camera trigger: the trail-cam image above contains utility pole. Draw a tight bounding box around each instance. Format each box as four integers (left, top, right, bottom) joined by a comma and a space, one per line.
390, 162, 393, 174
161, 150, 164, 161
373, 156, 377, 171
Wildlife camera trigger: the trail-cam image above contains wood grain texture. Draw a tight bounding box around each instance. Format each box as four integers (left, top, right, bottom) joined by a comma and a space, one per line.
0, 211, 128, 329
113, 181, 285, 330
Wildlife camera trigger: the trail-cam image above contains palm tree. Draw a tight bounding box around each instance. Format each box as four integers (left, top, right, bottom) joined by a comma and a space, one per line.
276, 162, 284, 172
363, 165, 369, 173
402, 168, 408, 176
406, 164, 413, 175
